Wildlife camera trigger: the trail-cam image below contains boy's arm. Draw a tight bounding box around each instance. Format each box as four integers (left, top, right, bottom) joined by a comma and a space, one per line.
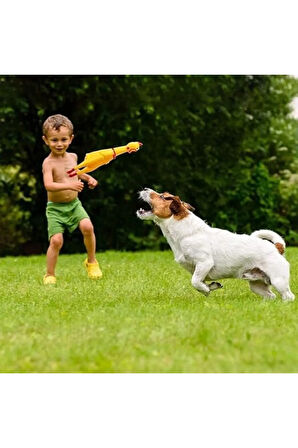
42, 160, 84, 192
69, 153, 97, 189
78, 173, 98, 189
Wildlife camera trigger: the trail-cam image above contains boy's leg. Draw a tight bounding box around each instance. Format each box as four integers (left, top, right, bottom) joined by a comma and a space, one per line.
79, 218, 102, 279
46, 233, 64, 276
79, 218, 96, 263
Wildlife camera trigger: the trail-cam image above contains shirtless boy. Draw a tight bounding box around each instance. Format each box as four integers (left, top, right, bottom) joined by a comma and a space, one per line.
42, 114, 102, 285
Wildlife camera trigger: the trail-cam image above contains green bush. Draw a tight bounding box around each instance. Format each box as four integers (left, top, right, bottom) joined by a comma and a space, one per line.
0, 75, 297, 254
0, 166, 36, 254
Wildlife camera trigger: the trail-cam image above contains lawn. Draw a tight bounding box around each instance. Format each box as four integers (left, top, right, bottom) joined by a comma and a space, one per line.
0, 249, 297, 373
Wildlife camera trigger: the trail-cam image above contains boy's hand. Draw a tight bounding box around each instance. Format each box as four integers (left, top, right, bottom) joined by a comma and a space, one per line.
77, 173, 98, 189
69, 180, 84, 192
87, 178, 98, 189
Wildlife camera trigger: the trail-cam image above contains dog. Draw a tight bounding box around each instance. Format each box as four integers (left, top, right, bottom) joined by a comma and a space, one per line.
137, 188, 295, 301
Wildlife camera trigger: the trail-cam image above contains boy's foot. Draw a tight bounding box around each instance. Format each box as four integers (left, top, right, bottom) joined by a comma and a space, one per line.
84, 259, 102, 279
43, 275, 56, 285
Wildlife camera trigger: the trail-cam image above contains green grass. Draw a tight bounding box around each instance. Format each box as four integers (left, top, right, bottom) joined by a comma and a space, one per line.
0, 249, 297, 373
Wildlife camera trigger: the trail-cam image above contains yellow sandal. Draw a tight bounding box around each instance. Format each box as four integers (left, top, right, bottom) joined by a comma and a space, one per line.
43, 275, 57, 285
84, 259, 102, 279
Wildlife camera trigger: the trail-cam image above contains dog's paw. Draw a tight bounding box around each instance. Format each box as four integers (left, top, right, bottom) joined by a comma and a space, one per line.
209, 281, 223, 291
282, 292, 295, 302
201, 290, 210, 297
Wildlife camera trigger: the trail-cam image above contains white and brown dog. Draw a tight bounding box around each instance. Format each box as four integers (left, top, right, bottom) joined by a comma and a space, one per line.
137, 188, 295, 301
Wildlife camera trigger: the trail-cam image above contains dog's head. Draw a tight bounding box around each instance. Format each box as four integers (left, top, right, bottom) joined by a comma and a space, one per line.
137, 188, 195, 221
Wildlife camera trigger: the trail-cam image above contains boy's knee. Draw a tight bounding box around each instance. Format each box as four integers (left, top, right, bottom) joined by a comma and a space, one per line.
80, 220, 94, 235
50, 234, 63, 250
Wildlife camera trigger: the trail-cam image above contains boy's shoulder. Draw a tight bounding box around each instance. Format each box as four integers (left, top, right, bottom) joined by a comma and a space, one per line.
68, 152, 78, 160
42, 152, 77, 166
42, 154, 51, 167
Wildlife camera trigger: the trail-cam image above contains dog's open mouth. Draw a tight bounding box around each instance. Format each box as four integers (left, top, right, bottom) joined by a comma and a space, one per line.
137, 207, 152, 215
137, 189, 155, 219
136, 206, 154, 219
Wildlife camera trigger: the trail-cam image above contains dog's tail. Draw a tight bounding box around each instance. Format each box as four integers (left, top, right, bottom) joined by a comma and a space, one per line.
251, 229, 285, 255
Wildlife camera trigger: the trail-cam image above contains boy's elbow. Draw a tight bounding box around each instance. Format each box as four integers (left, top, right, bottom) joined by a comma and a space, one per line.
44, 183, 54, 192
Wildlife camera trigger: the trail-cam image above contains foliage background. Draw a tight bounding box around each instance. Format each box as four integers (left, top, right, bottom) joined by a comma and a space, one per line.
0, 75, 297, 255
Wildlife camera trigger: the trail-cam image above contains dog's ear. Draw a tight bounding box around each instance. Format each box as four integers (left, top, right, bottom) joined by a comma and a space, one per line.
182, 201, 195, 212
169, 196, 183, 215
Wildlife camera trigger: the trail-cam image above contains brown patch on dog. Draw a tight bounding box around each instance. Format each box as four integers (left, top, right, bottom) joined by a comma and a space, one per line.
275, 242, 284, 255
182, 201, 195, 212
170, 196, 190, 220
149, 191, 191, 220
149, 192, 174, 219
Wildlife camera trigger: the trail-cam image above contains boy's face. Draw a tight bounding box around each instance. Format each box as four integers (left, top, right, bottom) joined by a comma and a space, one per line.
42, 126, 74, 156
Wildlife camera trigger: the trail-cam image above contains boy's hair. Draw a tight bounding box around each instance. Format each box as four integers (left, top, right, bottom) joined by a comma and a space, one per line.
42, 114, 74, 136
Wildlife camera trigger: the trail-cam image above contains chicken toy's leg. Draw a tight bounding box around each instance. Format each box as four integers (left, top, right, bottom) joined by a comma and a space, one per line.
67, 167, 78, 177
67, 159, 89, 177
67, 168, 77, 177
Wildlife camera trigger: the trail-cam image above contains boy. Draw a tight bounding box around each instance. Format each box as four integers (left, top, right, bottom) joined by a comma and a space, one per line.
42, 114, 102, 285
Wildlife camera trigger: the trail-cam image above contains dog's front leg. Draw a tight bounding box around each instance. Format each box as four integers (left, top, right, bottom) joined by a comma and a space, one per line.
191, 259, 214, 296
175, 255, 195, 274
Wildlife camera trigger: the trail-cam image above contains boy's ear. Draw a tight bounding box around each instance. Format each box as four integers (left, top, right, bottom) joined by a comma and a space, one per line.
42, 135, 48, 145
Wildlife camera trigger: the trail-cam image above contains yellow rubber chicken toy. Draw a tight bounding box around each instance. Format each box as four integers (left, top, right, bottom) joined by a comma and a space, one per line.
67, 141, 143, 177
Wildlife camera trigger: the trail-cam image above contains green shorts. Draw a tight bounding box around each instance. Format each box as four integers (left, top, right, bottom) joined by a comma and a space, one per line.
46, 198, 90, 240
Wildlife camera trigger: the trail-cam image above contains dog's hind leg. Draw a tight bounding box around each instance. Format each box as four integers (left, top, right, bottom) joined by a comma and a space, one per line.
266, 260, 295, 301
270, 277, 295, 302
242, 268, 270, 285
249, 281, 276, 299
191, 259, 214, 296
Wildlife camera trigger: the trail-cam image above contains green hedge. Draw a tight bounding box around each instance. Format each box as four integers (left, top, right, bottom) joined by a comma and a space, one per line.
0, 75, 297, 255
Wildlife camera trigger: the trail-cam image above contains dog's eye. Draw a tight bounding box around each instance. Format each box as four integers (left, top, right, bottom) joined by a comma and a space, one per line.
160, 195, 165, 200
